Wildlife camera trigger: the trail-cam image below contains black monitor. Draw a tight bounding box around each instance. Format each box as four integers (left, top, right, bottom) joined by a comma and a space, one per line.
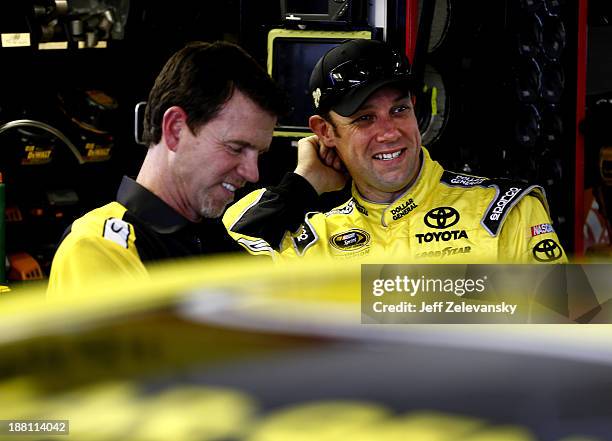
280, 0, 368, 25
283, 0, 329, 17
267, 29, 372, 137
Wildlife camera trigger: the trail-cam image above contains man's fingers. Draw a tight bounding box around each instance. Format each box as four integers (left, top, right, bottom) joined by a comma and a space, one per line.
319, 144, 345, 171
332, 156, 345, 172
319, 144, 338, 167
298, 135, 319, 152
320, 148, 334, 166
299, 134, 346, 173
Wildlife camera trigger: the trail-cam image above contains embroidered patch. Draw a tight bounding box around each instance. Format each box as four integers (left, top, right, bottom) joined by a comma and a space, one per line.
329, 229, 371, 251
292, 220, 318, 256
532, 239, 563, 262
530, 223, 554, 237
423, 206, 460, 229
441, 171, 488, 187
390, 198, 417, 220
103, 218, 130, 249
481, 181, 540, 236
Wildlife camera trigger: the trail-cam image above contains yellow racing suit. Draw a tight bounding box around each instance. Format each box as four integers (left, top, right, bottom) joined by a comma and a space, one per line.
48, 176, 245, 297
223, 148, 567, 263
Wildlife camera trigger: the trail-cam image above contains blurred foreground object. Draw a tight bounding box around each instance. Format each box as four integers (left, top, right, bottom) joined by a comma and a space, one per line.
0, 255, 611, 440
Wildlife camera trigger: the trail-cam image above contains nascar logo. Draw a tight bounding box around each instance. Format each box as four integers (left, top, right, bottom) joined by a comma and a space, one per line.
531, 223, 554, 237
330, 229, 370, 251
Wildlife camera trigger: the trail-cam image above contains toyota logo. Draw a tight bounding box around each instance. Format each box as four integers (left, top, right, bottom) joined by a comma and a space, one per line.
533, 239, 562, 262
424, 207, 460, 229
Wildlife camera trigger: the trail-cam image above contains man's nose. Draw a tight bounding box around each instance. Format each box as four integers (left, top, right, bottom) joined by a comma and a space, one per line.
237, 150, 260, 183
375, 117, 401, 143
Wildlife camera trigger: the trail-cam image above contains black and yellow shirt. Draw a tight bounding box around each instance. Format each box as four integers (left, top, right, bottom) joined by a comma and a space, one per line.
47, 176, 243, 296
224, 148, 567, 263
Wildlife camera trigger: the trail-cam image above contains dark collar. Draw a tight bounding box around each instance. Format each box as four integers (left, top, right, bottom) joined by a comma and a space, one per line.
116, 176, 191, 234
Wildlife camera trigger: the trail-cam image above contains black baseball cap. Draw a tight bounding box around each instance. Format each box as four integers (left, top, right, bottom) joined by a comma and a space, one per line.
309, 39, 413, 117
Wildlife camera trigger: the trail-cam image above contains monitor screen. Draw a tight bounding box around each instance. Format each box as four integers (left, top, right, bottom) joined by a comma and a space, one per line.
272, 39, 341, 131
285, 0, 329, 15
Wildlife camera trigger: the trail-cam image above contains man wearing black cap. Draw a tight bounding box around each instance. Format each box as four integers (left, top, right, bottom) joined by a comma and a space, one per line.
224, 39, 567, 263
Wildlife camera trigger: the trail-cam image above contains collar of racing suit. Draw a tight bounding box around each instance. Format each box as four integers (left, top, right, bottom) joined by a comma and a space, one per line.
350, 146, 443, 227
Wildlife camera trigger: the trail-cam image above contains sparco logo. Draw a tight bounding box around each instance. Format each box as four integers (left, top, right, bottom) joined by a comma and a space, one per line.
330, 229, 370, 251
489, 187, 521, 221
391, 198, 417, 220
416, 230, 468, 243
424, 207, 459, 229
533, 239, 562, 262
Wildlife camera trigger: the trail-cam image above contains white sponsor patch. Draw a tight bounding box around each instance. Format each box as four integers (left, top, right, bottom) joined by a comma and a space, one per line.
103, 218, 131, 249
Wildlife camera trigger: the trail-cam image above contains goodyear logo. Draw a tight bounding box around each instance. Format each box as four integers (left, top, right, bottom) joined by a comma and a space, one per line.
330, 229, 370, 251
416, 246, 472, 259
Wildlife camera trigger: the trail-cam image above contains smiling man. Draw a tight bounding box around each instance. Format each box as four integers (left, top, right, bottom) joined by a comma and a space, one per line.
48, 41, 286, 295
224, 39, 567, 263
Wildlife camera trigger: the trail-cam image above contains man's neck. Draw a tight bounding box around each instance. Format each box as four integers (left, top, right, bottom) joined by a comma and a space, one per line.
136, 144, 200, 223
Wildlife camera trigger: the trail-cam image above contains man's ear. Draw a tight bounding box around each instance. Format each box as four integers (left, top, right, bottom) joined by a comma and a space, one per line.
161, 106, 188, 152
309, 115, 337, 149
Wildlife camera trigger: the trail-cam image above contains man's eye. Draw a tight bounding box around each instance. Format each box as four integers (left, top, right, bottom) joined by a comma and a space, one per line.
227, 145, 242, 154
392, 105, 410, 114
353, 114, 373, 124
